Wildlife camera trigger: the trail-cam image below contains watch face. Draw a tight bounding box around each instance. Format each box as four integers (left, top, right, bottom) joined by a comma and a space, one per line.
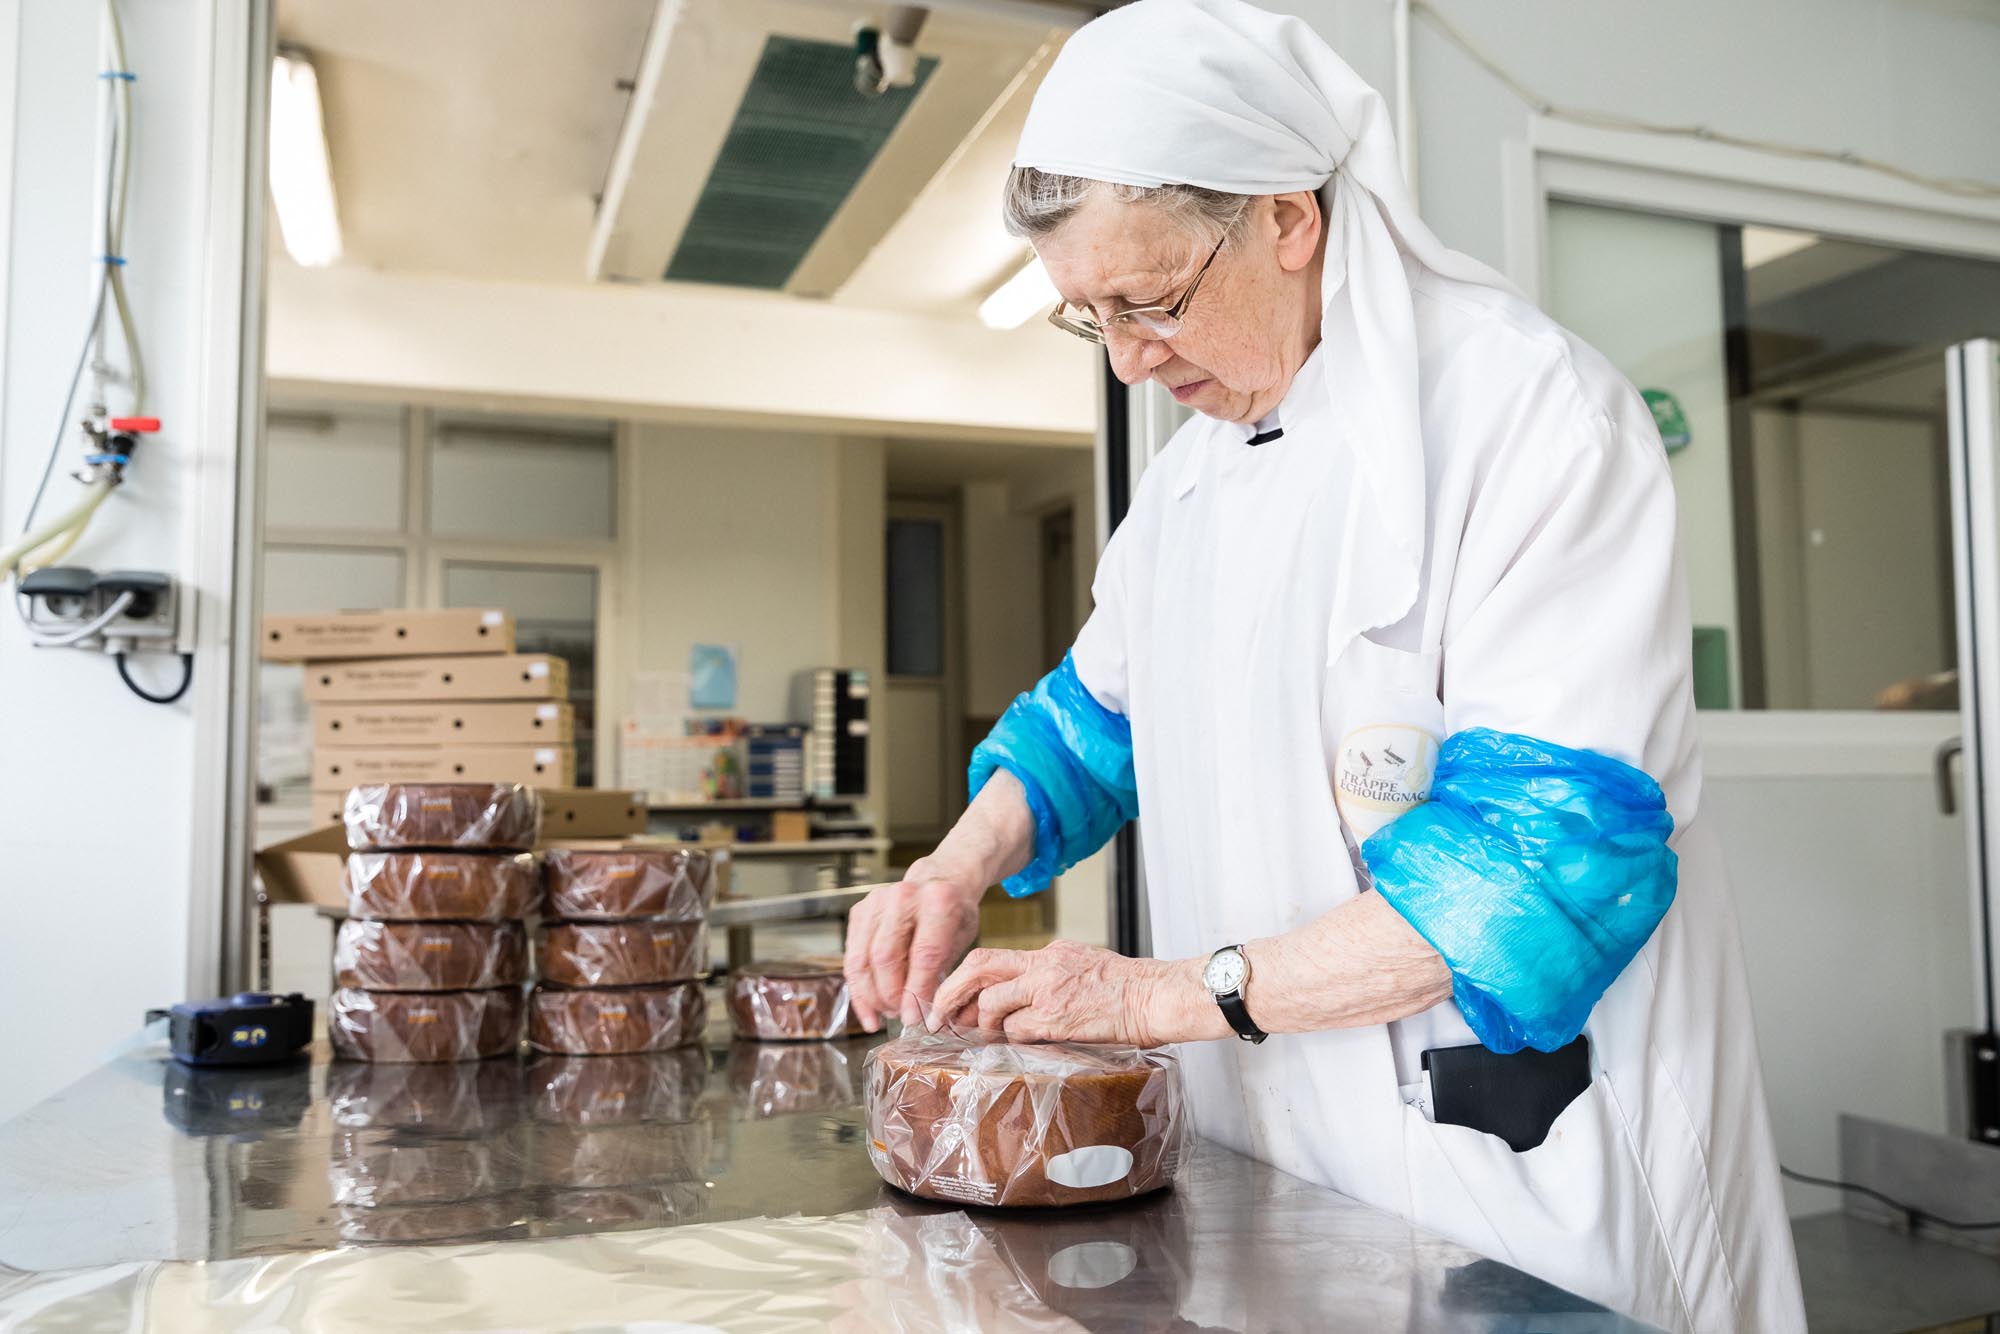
1203, 949, 1248, 995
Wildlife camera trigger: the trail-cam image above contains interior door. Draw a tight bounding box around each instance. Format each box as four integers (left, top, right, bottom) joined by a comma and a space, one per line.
885, 500, 962, 847
1948, 338, 2000, 1038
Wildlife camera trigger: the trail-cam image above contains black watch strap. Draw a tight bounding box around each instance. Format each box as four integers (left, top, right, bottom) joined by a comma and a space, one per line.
1217, 988, 1267, 1044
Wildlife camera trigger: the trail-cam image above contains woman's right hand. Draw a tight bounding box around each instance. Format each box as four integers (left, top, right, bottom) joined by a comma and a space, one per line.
843, 856, 986, 1032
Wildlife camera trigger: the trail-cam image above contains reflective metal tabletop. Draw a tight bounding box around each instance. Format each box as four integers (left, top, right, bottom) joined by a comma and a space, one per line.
0, 1021, 1657, 1331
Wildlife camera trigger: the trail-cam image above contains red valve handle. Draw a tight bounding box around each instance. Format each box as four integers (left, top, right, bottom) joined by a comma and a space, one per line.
109, 417, 160, 433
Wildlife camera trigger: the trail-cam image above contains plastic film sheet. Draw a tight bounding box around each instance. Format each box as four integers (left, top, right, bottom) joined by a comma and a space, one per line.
334, 920, 529, 992
543, 847, 717, 922
327, 1056, 526, 1134
527, 1048, 708, 1125
343, 783, 542, 852
864, 1028, 1186, 1208
727, 959, 863, 1041
527, 980, 707, 1056
328, 986, 525, 1063
343, 850, 541, 921
529, 1119, 715, 1190
536, 921, 708, 988
328, 1130, 521, 1208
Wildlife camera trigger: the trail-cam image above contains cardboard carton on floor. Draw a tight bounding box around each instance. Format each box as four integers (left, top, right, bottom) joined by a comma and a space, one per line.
302, 653, 567, 703
312, 745, 576, 789
314, 701, 574, 748
261, 609, 514, 662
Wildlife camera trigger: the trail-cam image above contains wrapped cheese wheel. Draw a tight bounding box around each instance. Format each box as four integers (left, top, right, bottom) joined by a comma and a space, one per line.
329, 986, 524, 1063
864, 1032, 1187, 1208
528, 1049, 708, 1126
336, 1195, 520, 1245
536, 921, 706, 988
543, 848, 717, 922
343, 851, 540, 921
326, 1058, 524, 1134
529, 1119, 714, 1189
335, 920, 528, 992
727, 958, 863, 1041
527, 981, 707, 1055
731, 1040, 855, 1120
541, 1182, 709, 1230
343, 783, 540, 852
328, 1131, 521, 1208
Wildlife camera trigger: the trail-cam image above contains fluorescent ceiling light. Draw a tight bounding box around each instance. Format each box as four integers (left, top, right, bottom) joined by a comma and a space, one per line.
978, 256, 1058, 330
270, 51, 343, 267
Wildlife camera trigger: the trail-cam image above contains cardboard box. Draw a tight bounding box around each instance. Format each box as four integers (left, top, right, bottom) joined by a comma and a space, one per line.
314, 701, 574, 748
538, 787, 649, 838
771, 810, 812, 843
312, 745, 576, 789
261, 609, 515, 662
309, 789, 348, 826
302, 653, 568, 703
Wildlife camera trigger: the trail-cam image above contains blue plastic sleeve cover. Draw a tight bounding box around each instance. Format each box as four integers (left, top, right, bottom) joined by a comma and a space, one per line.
968, 652, 1138, 897
1362, 727, 1678, 1054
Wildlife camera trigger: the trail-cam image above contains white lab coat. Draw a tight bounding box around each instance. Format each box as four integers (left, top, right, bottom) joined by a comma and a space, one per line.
1068, 256, 1806, 1332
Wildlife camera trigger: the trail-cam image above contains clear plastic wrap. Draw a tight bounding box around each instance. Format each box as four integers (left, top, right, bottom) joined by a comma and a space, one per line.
864, 1029, 1187, 1207
727, 958, 863, 1041
968, 652, 1138, 897
343, 850, 541, 921
527, 981, 707, 1055
328, 986, 525, 1063
327, 1131, 521, 1208
326, 1056, 525, 1134
527, 1049, 708, 1125
543, 848, 717, 922
732, 1040, 856, 1119
334, 1195, 522, 1246
536, 921, 707, 988
529, 1119, 715, 1190
1363, 727, 1678, 1054
342, 783, 541, 852
334, 920, 529, 992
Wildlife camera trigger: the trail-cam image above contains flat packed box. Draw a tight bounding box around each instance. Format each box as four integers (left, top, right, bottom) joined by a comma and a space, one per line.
539, 787, 649, 838
314, 701, 574, 748
312, 744, 576, 789
261, 608, 514, 662
303, 653, 567, 703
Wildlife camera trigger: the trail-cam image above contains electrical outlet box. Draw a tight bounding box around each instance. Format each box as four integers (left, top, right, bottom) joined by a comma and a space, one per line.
17, 566, 178, 650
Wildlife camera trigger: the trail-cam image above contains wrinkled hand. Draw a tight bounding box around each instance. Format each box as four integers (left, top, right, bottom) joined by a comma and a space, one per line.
843, 861, 985, 1031
929, 939, 1211, 1047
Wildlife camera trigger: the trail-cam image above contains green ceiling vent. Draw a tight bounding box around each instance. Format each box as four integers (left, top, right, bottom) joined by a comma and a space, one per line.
665, 36, 938, 290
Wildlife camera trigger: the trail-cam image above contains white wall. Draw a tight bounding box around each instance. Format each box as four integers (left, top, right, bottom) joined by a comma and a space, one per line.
961, 480, 1047, 720
0, 1, 256, 1121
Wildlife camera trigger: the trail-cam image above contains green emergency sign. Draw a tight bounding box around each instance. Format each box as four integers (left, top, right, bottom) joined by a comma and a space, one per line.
1642, 389, 1691, 455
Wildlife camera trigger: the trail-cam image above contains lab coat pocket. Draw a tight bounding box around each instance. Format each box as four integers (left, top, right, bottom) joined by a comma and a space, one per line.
1325, 637, 1445, 845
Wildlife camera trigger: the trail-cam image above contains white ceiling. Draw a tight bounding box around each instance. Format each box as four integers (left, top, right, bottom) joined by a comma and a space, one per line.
274, 0, 1069, 316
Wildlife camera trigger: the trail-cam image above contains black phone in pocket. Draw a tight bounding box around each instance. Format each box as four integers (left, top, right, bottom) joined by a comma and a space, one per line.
1421, 1035, 1591, 1152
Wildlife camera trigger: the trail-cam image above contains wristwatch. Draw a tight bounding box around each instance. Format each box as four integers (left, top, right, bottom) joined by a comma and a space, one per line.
1203, 945, 1267, 1044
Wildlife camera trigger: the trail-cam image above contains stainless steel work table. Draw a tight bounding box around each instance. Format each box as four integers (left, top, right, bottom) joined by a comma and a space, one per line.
0, 1020, 1657, 1331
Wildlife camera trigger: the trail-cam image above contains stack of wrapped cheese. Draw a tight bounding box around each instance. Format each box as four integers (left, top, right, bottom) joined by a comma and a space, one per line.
329, 783, 541, 1063
527, 848, 718, 1055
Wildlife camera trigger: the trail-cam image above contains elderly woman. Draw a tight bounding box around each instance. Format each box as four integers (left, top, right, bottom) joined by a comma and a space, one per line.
842, 2, 1804, 1329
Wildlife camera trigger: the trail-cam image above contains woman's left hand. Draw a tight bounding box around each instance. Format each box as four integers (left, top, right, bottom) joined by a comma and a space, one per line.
927, 939, 1224, 1046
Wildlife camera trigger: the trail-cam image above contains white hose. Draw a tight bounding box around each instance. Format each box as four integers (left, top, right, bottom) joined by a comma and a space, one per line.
0, 479, 113, 576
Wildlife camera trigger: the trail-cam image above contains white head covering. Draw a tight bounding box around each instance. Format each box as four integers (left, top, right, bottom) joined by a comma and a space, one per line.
1014, 0, 1524, 655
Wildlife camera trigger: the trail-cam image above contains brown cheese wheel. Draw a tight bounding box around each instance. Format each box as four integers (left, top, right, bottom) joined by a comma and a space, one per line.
864, 1035, 1187, 1208
536, 921, 706, 988
528, 1119, 714, 1190
329, 986, 524, 1063
335, 920, 528, 992
326, 1058, 524, 1134
328, 1131, 521, 1208
727, 958, 863, 1041
731, 1041, 856, 1120
527, 1049, 708, 1126
343, 783, 540, 851
543, 848, 716, 921
527, 981, 707, 1055
343, 851, 540, 921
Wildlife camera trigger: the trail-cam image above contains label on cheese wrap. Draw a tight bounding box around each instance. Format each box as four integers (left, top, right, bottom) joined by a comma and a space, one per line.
1045, 1144, 1134, 1189
1047, 1240, 1139, 1289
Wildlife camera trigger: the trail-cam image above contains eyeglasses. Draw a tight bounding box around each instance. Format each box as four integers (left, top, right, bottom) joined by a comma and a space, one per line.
1046, 235, 1225, 345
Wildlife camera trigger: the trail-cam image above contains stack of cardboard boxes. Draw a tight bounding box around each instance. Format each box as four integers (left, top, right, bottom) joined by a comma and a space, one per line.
261, 609, 577, 824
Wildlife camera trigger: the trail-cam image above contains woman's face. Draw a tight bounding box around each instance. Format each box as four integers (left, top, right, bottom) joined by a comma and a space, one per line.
1034, 190, 1324, 425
